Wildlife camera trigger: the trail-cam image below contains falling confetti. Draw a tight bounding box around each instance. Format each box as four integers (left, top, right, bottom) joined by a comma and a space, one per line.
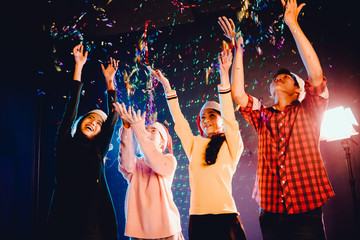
171, 0, 197, 13
44, 2, 321, 238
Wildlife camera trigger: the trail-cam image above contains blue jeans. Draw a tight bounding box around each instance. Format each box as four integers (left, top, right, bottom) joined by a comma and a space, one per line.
259, 207, 326, 240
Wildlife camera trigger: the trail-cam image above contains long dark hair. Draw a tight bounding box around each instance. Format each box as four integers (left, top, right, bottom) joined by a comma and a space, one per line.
205, 133, 226, 165
204, 109, 226, 165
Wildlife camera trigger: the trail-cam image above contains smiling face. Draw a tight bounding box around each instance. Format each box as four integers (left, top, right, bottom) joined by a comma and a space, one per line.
145, 125, 165, 152
270, 73, 301, 99
80, 113, 103, 139
200, 109, 224, 137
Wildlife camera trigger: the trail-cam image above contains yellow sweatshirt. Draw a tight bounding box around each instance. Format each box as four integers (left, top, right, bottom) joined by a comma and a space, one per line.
166, 85, 244, 215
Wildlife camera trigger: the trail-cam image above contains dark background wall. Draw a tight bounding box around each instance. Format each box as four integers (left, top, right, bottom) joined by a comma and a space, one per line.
1, 0, 359, 239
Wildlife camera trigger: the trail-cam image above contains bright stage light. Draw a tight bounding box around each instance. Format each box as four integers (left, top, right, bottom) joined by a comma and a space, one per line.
320, 106, 358, 142
320, 106, 359, 216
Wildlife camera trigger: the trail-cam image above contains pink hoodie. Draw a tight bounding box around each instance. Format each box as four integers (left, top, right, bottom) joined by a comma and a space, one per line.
118, 120, 183, 239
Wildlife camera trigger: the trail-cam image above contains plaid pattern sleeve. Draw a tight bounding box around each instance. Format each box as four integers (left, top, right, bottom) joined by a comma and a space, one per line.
302, 77, 329, 130
239, 77, 334, 214
238, 93, 263, 132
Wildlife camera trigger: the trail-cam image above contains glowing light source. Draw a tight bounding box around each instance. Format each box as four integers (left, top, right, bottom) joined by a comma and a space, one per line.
320, 106, 358, 142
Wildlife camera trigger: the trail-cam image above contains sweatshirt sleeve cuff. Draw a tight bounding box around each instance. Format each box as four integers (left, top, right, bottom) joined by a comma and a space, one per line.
217, 84, 231, 94
165, 90, 178, 100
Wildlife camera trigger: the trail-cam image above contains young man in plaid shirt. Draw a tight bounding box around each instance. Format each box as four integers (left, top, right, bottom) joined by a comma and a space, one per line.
219, 0, 334, 239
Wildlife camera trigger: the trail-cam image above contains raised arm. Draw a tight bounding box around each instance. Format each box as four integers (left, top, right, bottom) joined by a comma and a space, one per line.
97, 58, 119, 157
101, 57, 118, 91
282, 0, 323, 86
218, 17, 248, 107
131, 108, 176, 177
218, 49, 232, 88
57, 44, 87, 143
218, 49, 243, 161
114, 102, 136, 176
231, 37, 248, 107
73, 44, 88, 82
147, 66, 172, 93
118, 126, 136, 178
115, 103, 176, 176
147, 66, 195, 158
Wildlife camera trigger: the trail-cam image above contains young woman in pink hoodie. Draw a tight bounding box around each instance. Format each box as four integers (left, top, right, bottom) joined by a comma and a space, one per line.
113, 102, 184, 240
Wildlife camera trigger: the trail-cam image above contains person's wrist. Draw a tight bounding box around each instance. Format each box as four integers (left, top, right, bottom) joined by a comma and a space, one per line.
74, 63, 84, 70
160, 82, 171, 92
73, 68, 82, 81
122, 121, 130, 128
163, 85, 172, 93
107, 83, 116, 91
235, 47, 243, 55
286, 21, 299, 31
220, 80, 230, 86
220, 71, 229, 77
220, 75, 230, 84
105, 76, 114, 82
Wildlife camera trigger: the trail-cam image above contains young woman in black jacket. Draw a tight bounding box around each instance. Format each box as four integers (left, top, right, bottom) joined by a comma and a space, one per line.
46, 44, 119, 240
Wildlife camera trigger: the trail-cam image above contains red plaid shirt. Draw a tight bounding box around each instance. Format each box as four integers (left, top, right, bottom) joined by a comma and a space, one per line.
239, 77, 334, 214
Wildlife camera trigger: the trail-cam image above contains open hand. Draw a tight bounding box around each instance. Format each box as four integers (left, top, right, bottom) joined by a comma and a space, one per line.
130, 107, 146, 123
218, 16, 236, 41
101, 57, 118, 90
281, 0, 306, 27
73, 44, 88, 66
218, 49, 233, 74
146, 66, 171, 92
101, 57, 118, 80
113, 102, 145, 128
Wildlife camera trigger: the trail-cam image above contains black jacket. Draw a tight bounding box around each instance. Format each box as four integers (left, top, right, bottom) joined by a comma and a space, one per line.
47, 80, 119, 240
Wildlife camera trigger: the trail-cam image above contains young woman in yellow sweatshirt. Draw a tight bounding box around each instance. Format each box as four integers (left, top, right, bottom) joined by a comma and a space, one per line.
147, 49, 247, 240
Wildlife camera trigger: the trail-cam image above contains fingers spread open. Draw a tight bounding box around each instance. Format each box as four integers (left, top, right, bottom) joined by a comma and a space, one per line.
218, 18, 227, 33
297, 3, 306, 14
229, 18, 235, 31
131, 107, 136, 119
222, 16, 234, 33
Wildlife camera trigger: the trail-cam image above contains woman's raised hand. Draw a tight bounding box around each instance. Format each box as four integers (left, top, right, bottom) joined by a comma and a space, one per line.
131, 107, 146, 123
146, 66, 172, 93
218, 49, 233, 87
113, 102, 146, 128
101, 57, 119, 91
281, 0, 306, 28
73, 44, 88, 66
73, 44, 88, 81
218, 16, 236, 41
218, 49, 233, 74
